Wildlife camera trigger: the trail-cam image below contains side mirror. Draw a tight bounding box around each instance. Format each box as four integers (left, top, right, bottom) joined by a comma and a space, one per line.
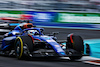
52, 32, 59, 37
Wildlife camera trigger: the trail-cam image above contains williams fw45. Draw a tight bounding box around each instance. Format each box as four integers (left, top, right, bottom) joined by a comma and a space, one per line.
0, 23, 90, 60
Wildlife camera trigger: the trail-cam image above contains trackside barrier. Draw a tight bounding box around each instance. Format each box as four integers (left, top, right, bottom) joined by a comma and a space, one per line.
0, 10, 100, 30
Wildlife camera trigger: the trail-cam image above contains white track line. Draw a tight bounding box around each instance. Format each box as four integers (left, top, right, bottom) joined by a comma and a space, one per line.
80, 56, 100, 65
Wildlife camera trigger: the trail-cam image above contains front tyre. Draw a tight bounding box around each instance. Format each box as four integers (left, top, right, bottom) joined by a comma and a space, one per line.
15, 37, 24, 59
15, 36, 33, 60
67, 34, 84, 60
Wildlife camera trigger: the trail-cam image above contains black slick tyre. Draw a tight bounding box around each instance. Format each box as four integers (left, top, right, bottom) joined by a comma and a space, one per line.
67, 34, 84, 60
14, 36, 33, 60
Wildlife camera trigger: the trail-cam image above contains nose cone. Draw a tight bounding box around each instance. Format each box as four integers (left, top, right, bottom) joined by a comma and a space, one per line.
41, 36, 66, 56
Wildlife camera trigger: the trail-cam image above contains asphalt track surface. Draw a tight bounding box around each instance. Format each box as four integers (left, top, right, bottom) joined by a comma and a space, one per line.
0, 28, 100, 67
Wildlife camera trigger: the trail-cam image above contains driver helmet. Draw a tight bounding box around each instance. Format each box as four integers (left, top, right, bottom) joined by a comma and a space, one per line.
28, 30, 39, 35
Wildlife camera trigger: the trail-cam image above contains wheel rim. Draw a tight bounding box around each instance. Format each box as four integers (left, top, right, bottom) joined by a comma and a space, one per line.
16, 40, 21, 57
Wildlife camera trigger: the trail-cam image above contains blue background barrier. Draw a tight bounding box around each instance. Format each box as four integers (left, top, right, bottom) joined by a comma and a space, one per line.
1, 10, 100, 30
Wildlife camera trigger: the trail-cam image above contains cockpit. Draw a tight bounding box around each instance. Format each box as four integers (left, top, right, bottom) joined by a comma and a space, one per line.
27, 30, 39, 35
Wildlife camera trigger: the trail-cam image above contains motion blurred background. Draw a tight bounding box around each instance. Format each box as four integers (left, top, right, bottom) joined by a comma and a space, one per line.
0, 0, 100, 29
0, 0, 100, 12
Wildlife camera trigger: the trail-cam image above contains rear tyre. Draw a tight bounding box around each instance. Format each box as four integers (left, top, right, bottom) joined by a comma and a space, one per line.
15, 36, 33, 60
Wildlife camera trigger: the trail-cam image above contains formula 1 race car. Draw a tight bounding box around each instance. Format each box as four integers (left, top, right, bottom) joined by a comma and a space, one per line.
0, 23, 90, 60
0, 17, 33, 30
